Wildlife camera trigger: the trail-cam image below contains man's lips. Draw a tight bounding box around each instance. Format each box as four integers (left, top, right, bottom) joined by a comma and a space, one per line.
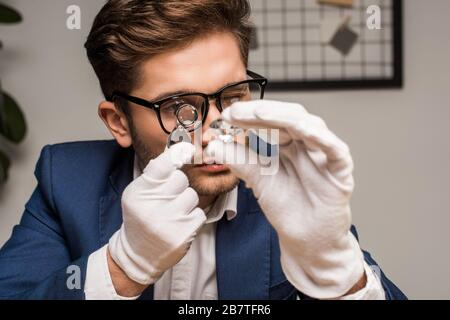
189, 152, 228, 173
194, 158, 228, 173
196, 163, 228, 173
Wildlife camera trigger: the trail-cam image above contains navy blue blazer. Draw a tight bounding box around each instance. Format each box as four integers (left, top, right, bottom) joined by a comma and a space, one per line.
0, 140, 406, 299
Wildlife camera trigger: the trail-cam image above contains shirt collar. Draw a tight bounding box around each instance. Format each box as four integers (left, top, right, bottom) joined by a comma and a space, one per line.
204, 186, 238, 224
133, 154, 238, 224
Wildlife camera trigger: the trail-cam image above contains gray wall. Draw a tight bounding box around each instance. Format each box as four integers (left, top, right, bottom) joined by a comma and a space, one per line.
1, 0, 449, 299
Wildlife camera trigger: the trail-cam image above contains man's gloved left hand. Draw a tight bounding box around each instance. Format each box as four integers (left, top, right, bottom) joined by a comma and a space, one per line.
205, 100, 365, 299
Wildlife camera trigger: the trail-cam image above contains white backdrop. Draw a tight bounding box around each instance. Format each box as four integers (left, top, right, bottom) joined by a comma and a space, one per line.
1, 0, 450, 299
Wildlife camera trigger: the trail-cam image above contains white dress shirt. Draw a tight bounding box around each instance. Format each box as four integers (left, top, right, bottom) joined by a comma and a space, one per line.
84, 157, 385, 300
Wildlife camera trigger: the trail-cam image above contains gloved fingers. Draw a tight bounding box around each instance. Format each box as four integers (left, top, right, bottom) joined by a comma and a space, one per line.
204, 139, 262, 182
225, 100, 353, 175
285, 123, 354, 184
139, 169, 190, 197
252, 102, 352, 163
222, 100, 305, 146
171, 186, 201, 214
174, 207, 207, 241
292, 124, 353, 165
188, 207, 207, 228
286, 144, 354, 195
143, 142, 195, 181
167, 170, 190, 193
221, 100, 307, 130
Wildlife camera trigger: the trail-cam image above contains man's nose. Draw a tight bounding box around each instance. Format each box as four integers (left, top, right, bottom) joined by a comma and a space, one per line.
201, 100, 222, 148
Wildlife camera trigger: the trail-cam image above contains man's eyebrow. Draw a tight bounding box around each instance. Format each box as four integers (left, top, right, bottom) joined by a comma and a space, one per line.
149, 79, 248, 102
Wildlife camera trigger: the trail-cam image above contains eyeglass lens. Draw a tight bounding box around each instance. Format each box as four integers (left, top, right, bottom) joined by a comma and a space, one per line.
162, 82, 262, 133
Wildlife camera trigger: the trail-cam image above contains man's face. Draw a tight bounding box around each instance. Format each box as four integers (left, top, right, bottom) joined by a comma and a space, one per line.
126, 32, 246, 196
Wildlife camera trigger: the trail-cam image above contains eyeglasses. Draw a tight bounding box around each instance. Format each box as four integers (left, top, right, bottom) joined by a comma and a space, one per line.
109, 70, 268, 134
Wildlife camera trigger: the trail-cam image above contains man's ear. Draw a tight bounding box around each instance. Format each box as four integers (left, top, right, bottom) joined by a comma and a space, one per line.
98, 101, 133, 148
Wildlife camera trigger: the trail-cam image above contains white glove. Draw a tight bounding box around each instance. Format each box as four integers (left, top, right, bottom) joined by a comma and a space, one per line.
108, 142, 206, 285
205, 100, 365, 299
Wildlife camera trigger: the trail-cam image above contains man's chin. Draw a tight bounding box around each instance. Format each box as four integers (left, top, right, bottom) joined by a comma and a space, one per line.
182, 165, 239, 196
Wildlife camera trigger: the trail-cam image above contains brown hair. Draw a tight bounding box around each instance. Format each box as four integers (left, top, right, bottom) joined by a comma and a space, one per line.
84, 0, 253, 101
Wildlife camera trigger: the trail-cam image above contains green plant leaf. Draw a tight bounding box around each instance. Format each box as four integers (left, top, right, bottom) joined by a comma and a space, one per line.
0, 149, 10, 183
0, 3, 22, 23
0, 92, 27, 143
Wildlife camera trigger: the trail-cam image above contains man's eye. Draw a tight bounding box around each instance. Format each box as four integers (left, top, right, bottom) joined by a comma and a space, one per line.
222, 94, 244, 104
162, 104, 177, 113
161, 100, 184, 114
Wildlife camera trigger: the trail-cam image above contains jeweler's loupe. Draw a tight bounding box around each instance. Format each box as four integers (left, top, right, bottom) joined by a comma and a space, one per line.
175, 102, 198, 129
166, 103, 200, 148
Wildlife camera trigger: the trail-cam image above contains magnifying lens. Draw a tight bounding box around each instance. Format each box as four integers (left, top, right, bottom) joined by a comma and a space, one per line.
166, 103, 200, 148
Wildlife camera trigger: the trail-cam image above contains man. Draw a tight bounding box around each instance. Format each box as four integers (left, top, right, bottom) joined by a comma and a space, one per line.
0, 0, 405, 300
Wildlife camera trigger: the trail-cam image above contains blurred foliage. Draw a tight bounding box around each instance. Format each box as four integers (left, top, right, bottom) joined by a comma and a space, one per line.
0, 3, 26, 184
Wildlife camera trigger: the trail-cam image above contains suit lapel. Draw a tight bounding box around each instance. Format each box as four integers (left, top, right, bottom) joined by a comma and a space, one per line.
98, 147, 134, 246
97, 147, 155, 300
216, 182, 271, 299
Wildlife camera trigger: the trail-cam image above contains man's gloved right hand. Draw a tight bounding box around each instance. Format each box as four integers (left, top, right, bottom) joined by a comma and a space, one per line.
108, 142, 206, 285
